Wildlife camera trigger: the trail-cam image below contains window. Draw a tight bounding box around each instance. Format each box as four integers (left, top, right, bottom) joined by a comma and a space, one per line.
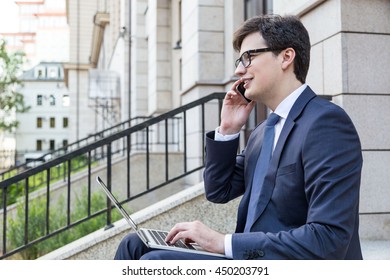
37, 95, 43, 106
244, 0, 272, 18
49, 95, 56, 106
36, 140, 42, 151
48, 67, 59, 78
62, 95, 70, 107
62, 139, 68, 148
37, 117, 43, 128
49, 140, 55, 151
35, 67, 46, 78
63, 117, 68, 128
50, 117, 55, 128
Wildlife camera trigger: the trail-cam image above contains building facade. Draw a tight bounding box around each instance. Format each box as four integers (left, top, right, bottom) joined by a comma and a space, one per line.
0, 0, 69, 69
64, 0, 389, 240
64, 0, 122, 142
14, 62, 70, 165
0, 0, 69, 169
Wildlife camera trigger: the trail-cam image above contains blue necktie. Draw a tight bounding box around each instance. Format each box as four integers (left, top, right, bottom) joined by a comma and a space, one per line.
244, 113, 280, 232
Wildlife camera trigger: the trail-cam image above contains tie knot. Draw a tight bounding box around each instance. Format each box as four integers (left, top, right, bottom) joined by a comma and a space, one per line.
266, 113, 280, 126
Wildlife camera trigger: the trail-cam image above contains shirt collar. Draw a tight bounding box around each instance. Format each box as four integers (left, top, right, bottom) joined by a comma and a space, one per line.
273, 84, 307, 120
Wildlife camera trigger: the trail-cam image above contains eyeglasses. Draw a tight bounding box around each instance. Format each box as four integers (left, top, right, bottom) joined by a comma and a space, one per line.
235, 47, 282, 68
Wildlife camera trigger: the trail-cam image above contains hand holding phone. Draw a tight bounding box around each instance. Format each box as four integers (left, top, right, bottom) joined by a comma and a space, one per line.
220, 80, 256, 135
236, 82, 251, 103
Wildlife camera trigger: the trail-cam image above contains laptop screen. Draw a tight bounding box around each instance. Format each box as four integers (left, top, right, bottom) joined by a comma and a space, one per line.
96, 176, 139, 232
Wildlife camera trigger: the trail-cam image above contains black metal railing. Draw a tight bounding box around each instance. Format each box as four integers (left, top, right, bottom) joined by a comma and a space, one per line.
0, 92, 225, 259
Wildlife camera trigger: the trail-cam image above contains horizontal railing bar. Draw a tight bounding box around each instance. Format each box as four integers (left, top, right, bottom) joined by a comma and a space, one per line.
359, 212, 390, 215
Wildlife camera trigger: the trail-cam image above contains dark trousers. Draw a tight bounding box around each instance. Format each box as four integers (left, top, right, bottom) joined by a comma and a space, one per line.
114, 232, 228, 260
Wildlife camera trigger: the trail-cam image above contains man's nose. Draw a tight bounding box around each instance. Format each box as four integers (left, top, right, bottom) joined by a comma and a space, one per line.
234, 62, 246, 76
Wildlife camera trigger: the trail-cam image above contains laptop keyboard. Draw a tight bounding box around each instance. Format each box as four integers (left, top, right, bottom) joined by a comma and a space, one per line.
149, 230, 195, 250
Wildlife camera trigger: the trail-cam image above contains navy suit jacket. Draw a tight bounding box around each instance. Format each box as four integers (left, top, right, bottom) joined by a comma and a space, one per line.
203, 86, 363, 259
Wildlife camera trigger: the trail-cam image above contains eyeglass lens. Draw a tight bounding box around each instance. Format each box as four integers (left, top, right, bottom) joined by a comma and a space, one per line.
235, 52, 250, 68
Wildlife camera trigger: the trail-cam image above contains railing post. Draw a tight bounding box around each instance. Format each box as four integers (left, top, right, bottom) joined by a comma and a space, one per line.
105, 143, 113, 230
183, 111, 187, 173
67, 159, 71, 226
146, 127, 150, 190
87, 151, 92, 216
165, 119, 169, 181
46, 168, 50, 235
2, 186, 7, 255
24, 177, 29, 246
126, 135, 131, 198
201, 103, 205, 162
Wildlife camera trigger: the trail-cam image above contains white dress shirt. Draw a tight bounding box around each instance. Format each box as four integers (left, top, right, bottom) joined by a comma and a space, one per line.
214, 84, 307, 259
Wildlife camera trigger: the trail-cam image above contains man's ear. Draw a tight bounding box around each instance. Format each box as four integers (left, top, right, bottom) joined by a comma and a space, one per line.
281, 48, 295, 70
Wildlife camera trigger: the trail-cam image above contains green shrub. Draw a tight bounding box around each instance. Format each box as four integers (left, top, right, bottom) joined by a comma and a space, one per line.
7, 189, 122, 259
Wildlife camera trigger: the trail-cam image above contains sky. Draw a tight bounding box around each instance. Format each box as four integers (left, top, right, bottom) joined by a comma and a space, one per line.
0, 0, 19, 33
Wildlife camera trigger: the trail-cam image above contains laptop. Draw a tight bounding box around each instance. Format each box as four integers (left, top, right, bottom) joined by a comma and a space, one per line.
96, 176, 225, 258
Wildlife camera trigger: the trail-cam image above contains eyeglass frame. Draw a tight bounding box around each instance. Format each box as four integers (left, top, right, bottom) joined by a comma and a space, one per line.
235, 47, 283, 68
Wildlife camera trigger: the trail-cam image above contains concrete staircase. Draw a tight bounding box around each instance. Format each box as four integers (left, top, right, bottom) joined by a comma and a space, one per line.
39, 182, 390, 260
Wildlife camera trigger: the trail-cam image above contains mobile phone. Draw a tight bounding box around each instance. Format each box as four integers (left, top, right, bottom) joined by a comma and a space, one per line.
236, 82, 251, 103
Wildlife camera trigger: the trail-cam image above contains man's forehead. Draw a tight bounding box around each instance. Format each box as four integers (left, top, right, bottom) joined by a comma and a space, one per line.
239, 32, 266, 53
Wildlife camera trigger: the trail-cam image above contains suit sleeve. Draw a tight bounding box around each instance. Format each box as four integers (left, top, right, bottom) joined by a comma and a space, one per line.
203, 131, 247, 203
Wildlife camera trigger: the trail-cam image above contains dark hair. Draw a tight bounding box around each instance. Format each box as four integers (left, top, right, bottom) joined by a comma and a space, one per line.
233, 14, 311, 83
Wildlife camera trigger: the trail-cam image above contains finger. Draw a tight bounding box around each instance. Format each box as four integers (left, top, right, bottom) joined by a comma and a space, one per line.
170, 220, 204, 245
225, 79, 243, 100
184, 238, 195, 244
165, 228, 179, 243
231, 79, 243, 91
246, 100, 257, 111
169, 231, 187, 245
165, 222, 188, 243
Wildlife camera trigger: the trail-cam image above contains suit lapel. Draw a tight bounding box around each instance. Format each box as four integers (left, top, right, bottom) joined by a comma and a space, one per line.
248, 86, 317, 230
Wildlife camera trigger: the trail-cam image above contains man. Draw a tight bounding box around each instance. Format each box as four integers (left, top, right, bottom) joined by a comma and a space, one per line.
114, 14, 363, 260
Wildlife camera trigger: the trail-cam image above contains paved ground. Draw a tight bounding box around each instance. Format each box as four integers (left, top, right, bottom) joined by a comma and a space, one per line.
361, 240, 390, 259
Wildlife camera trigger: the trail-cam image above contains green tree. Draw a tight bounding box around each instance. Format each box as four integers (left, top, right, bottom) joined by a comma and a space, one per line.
0, 39, 29, 132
